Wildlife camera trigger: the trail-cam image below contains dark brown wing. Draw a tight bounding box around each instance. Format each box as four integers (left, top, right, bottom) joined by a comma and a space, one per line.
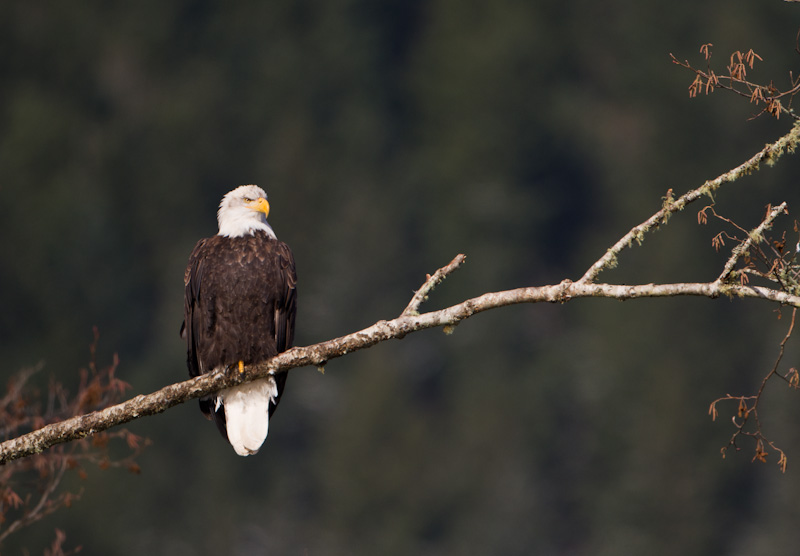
269, 240, 297, 417
273, 240, 297, 354
181, 237, 217, 419
182, 238, 208, 378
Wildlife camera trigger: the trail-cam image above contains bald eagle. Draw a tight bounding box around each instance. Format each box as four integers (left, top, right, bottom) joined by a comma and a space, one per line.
181, 185, 297, 456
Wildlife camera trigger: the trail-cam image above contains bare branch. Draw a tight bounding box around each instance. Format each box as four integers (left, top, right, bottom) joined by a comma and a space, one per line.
402, 254, 467, 316
2, 273, 800, 464
578, 121, 800, 284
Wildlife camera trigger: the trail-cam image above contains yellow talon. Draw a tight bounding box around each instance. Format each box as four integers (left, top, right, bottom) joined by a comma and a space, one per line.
238, 360, 244, 373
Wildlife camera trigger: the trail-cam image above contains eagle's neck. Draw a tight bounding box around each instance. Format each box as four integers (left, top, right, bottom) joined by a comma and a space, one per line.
217, 211, 277, 239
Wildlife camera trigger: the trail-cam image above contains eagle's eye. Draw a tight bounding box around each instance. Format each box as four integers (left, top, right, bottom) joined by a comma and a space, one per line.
243, 197, 254, 203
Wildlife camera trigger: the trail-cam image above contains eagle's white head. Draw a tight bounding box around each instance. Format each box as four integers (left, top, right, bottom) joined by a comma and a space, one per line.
217, 185, 277, 239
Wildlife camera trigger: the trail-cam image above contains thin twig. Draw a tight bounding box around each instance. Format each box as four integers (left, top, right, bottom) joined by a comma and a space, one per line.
0, 456, 70, 544
711, 308, 797, 472
670, 50, 800, 120
401, 254, 467, 316
715, 202, 787, 284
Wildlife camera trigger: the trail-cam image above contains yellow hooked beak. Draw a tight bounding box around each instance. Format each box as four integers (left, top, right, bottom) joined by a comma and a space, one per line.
250, 197, 270, 217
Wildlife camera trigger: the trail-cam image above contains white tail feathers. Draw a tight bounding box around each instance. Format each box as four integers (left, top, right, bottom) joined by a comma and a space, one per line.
218, 377, 278, 456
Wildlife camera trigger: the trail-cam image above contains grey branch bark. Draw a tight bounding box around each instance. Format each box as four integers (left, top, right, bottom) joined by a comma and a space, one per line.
2, 275, 799, 464
2, 122, 800, 465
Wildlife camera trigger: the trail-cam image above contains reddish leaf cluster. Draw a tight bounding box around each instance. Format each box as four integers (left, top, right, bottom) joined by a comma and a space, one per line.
672, 43, 800, 119
698, 204, 800, 472
0, 329, 148, 551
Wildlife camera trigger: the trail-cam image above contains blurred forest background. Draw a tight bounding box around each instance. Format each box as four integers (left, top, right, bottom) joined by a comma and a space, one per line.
3, 1, 800, 554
